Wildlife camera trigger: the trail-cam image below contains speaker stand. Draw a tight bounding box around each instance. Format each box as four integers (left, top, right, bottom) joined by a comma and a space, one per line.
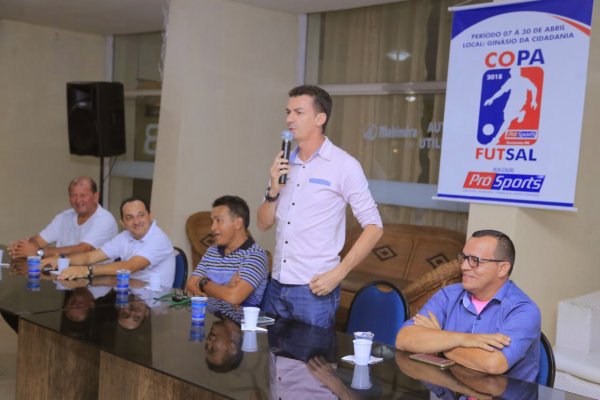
99, 156, 105, 206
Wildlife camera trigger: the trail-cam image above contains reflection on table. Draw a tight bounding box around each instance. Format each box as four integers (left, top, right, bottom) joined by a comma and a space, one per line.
18, 296, 594, 400
0, 251, 161, 338
0, 256, 155, 316
2, 239, 595, 399
396, 351, 544, 400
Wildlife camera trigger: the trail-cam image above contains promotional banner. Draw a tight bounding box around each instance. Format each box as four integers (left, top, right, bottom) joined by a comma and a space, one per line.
436, 0, 594, 210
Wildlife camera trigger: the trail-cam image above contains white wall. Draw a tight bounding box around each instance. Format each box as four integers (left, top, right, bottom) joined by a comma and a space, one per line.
0, 20, 107, 244
468, 3, 600, 343
151, 0, 298, 253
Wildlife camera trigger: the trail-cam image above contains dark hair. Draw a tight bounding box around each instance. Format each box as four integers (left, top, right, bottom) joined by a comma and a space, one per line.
61, 288, 94, 340
288, 85, 333, 133
120, 197, 151, 220
205, 318, 243, 373
68, 176, 98, 194
212, 195, 250, 230
472, 229, 516, 275
206, 346, 243, 373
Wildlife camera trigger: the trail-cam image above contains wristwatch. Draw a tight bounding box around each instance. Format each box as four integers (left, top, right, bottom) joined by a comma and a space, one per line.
264, 187, 280, 202
36, 248, 45, 258
199, 277, 211, 291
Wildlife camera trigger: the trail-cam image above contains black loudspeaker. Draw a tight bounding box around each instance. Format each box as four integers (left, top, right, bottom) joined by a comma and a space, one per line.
67, 82, 126, 157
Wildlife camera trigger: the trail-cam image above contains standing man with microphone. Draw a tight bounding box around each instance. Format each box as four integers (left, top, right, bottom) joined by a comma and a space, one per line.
257, 85, 383, 329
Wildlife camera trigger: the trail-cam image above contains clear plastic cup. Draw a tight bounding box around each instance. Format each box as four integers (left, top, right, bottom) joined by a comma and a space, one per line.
243, 307, 260, 331
115, 289, 129, 308
353, 338, 373, 365
57, 258, 70, 273
353, 331, 375, 342
27, 256, 41, 278
26, 275, 41, 292
351, 364, 372, 389
116, 269, 131, 291
189, 321, 205, 342
27, 256, 41, 265
191, 296, 208, 321
241, 331, 258, 352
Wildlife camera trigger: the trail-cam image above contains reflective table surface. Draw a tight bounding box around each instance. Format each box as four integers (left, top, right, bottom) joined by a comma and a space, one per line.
4, 244, 592, 399
20, 298, 592, 400
0, 245, 157, 316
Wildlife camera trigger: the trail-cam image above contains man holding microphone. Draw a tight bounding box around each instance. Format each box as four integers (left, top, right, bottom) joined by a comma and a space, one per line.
257, 85, 383, 329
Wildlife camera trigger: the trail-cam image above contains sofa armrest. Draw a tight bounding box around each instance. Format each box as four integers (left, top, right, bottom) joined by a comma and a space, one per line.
401, 259, 462, 317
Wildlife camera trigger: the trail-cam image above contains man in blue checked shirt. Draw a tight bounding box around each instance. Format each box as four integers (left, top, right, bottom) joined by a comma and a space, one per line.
186, 195, 269, 307
396, 230, 541, 383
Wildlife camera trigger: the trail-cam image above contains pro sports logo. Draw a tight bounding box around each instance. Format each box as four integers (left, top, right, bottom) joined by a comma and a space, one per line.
464, 172, 545, 193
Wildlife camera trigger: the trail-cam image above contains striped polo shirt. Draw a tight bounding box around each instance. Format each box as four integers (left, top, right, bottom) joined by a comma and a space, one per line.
192, 238, 269, 307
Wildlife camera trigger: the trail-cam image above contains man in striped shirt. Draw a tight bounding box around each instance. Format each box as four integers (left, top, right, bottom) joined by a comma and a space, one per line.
185, 195, 269, 307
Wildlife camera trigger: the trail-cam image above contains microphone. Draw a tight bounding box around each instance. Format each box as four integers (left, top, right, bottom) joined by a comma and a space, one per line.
279, 130, 293, 184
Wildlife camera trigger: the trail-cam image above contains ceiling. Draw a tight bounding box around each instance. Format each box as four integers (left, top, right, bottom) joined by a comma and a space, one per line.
0, 0, 399, 35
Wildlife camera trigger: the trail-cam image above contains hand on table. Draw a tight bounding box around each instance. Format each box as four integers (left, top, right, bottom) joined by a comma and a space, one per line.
41, 257, 58, 270
58, 266, 89, 280
8, 239, 37, 259
8, 259, 27, 276
58, 279, 90, 289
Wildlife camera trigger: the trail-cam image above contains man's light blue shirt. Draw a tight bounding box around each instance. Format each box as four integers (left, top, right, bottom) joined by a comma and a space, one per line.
401, 280, 541, 382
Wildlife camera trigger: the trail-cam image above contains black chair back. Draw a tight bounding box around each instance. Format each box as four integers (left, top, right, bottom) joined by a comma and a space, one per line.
173, 247, 189, 289
536, 331, 556, 387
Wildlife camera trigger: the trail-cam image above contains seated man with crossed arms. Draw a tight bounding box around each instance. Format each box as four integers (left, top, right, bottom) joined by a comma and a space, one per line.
186, 195, 269, 307
53, 197, 175, 288
396, 230, 541, 382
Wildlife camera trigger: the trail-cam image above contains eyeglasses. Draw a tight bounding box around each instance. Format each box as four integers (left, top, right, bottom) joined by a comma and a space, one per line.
457, 252, 505, 269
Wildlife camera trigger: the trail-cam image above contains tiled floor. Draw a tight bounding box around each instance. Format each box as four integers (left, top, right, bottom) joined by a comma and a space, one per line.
0, 319, 17, 400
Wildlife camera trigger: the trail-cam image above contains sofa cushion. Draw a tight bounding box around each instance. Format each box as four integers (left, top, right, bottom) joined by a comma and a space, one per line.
341, 271, 412, 293
339, 224, 465, 320
341, 223, 464, 287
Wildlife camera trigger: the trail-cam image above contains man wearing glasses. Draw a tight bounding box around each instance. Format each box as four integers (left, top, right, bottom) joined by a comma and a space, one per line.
396, 230, 541, 383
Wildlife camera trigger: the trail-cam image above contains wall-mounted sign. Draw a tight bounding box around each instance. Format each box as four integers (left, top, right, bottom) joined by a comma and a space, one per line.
436, 0, 593, 210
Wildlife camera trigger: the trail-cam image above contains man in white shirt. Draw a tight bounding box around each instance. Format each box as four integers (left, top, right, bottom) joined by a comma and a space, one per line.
8, 176, 117, 259
257, 85, 383, 329
54, 197, 175, 288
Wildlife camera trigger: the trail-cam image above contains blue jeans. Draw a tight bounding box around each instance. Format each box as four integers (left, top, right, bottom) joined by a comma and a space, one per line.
262, 279, 340, 329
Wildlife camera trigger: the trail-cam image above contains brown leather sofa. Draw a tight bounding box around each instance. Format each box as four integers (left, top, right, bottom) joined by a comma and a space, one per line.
186, 212, 464, 324
337, 224, 465, 326
402, 258, 462, 316
185, 211, 214, 267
